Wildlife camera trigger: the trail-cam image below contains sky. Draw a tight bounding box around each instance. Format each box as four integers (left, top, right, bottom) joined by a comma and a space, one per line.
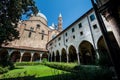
23, 0, 92, 30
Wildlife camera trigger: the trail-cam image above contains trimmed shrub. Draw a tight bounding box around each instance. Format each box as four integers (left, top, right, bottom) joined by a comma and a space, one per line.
15, 62, 41, 66
43, 62, 114, 80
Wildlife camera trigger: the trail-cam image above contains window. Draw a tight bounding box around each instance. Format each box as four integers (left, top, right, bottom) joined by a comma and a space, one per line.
36, 24, 40, 28
50, 42, 53, 46
72, 28, 75, 32
66, 39, 68, 42
90, 14, 95, 21
80, 31, 83, 36
42, 30, 44, 33
59, 43, 60, 46
79, 23, 82, 28
65, 32, 67, 36
28, 27, 34, 38
58, 37, 61, 41
41, 30, 44, 40
73, 35, 75, 39
93, 24, 98, 29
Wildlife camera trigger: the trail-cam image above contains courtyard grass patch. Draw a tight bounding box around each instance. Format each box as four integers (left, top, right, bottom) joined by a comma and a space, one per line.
0, 64, 69, 80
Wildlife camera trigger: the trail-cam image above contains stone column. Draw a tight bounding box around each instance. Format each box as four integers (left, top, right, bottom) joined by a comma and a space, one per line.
19, 50, 24, 62
40, 53, 43, 62
7, 49, 14, 61
30, 52, 34, 62
96, 49, 100, 60
77, 53, 80, 64
7, 49, 14, 56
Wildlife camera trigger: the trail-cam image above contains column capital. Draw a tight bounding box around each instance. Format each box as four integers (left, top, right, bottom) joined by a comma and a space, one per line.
7, 49, 14, 56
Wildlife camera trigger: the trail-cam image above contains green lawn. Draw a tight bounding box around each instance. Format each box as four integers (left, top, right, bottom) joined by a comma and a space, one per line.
0, 65, 69, 80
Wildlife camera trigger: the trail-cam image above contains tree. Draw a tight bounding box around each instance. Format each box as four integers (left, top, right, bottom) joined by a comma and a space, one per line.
0, 0, 38, 45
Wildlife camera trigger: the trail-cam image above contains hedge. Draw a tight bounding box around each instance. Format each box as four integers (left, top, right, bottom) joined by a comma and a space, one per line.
15, 62, 41, 66
43, 62, 115, 80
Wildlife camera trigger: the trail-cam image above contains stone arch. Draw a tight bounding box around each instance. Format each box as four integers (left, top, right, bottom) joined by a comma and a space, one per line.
0, 49, 9, 66
42, 52, 48, 60
56, 50, 60, 62
33, 53, 40, 62
68, 45, 77, 62
10, 51, 20, 62
61, 48, 67, 62
97, 31, 119, 51
52, 52, 55, 62
97, 31, 119, 65
22, 52, 31, 62
79, 40, 96, 65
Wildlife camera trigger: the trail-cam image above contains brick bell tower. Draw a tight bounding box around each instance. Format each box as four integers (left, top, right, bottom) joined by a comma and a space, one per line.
58, 13, 63, 32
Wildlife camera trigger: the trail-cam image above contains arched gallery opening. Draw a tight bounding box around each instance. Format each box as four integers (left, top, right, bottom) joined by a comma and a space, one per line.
42, 52, 48, 61
33, 53, 40, 62
10, 51, 20, 62
68, 45, 77, 62
97, 32, 119, 66
22, 52, 31, 62
61, 48, 67, 62
79, 41, 96, 65
56, 50, 60, 62
0, 49, 9, 66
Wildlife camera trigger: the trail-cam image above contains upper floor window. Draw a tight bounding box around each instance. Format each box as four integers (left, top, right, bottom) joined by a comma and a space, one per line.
36, 24, 40, 29
66, 39, 68, 42
59, 43, 60, 46
65, 32, 67, 36
58, 37, 61, 41
93, 24, 98, 29
90, 14, 95, 21
28, 27, 34, 38
78, 23, 82, 28
50, 42, 53, 46
80, 31, 83, 36
72, 28, 75, 32
73, 35, 75, 39
41, 30, 44, 40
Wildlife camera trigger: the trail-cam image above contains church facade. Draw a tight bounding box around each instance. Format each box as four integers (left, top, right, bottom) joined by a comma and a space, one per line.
0, 8, 119, 64
0, 11, 62, 62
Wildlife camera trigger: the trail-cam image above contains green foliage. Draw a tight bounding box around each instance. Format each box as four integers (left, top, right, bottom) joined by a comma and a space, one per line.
0, 0, 38, 44
0, 66, 9, 74
42, 58, 48, 63
97, 50, 113, 67
43, 62, 78, 72
0, 65, 68, 80
44, 62, 114, 80
15, 62, 41, 66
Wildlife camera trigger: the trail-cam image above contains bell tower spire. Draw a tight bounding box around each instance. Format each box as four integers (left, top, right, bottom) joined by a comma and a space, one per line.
58, 13, 63, 32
